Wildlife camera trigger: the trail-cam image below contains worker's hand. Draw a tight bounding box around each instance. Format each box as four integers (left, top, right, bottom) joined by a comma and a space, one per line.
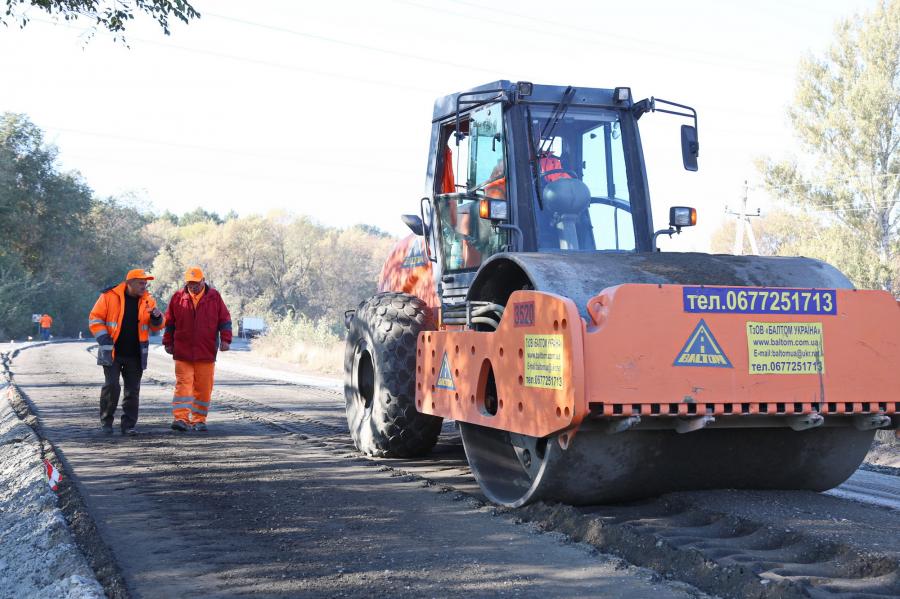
149, 306, 162, 319
219, 341, 230, 352
164, 345, 173, 355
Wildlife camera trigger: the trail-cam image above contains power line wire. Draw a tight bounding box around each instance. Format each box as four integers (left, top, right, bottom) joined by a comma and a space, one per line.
202, 11, 501, 76
26, 15, 794, 122
44, 126, 414, 174
27, 17, 436, 94
752, 172, 900, 191
53, 150, 415, 188
398, 0, 794, 75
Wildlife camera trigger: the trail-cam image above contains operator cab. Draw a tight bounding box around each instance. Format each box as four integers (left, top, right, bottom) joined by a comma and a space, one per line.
420, 82, 697, 272
414, 81, 699, 323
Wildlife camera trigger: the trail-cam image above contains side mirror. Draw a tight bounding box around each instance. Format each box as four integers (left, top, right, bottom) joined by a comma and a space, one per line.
401, 214, 424, 236
669, 206, 697, 229
681, 125, 699, 171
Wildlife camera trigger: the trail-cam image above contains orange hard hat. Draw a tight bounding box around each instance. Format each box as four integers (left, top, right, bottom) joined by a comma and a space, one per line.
125, 268, 154, 281
184, 266, 205, 282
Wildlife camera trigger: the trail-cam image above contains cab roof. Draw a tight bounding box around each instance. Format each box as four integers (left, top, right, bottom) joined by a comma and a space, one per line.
431, 80, 626, 122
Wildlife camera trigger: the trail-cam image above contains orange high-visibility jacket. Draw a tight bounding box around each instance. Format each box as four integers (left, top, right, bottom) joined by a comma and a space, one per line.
88, 283, 165, 368
39, 314, 52, 328
539, 153, 571, 182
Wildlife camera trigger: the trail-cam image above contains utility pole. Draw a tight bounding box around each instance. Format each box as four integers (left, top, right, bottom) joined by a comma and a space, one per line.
726, 181, 760, 255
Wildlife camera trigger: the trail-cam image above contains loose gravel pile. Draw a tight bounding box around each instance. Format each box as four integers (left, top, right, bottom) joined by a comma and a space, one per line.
0, 358, 103, 599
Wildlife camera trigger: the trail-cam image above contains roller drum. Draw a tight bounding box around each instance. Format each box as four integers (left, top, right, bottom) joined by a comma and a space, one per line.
460, 423, 876, 507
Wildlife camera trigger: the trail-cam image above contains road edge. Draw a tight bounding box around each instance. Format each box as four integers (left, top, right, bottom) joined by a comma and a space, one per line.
1, 345, 129, 599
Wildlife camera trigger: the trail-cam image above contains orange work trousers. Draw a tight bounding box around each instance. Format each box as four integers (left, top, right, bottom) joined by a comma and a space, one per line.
172, 360, 216, 424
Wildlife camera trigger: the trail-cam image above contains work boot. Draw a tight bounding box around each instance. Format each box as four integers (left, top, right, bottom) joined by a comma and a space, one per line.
192, 422, 207, 432
122, 427, 138, 436
171, 420, 190, 432
101, 422, 113, 434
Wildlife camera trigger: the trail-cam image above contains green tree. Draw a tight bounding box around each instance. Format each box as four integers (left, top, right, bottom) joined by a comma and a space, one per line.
178, 206, 223, 226
257, 214, 324, 317
145, 212, 397, 337
3, 0, 199, 35
310, 227, 395, 331
759, 0, 900, 292
0, 252, 43, 339
712, 209, 875, 285
148, 219, 219, 303
0, 113, 93, 272
83, 197, 157, 286
213, 216, 270, 317
351, 223, 393, 239
0, 113, 96, 338
159, 210, 180, 225
0, 113, 164, 338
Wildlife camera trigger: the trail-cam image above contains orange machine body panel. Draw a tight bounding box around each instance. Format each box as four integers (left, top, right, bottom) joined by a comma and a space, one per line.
584, 284, 900, 417
378, 235, 439, 316
416, 290, 585, 438
416, 284, 900, 436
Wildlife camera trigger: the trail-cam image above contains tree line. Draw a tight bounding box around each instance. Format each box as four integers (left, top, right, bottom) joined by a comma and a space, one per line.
0, 113, 394, 340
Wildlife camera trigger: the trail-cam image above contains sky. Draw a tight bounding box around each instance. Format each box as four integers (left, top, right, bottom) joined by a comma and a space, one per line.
0, 0, 880, 249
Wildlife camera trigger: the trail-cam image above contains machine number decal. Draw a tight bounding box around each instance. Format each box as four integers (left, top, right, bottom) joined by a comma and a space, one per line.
402, 240, 427, 269
673, 319, 733, 368
524, 335, 564, 389
746, 322, 825, 375
435, 352, 455, 390
513, 301, 535, 327
683, 287, 836, 315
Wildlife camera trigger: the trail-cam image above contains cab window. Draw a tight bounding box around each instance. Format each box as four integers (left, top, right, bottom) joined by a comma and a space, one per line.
529, 108, 636, 251
434, 103, 507, 271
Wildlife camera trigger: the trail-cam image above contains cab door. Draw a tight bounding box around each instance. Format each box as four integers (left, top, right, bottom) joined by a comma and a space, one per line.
433, 103, 508, 273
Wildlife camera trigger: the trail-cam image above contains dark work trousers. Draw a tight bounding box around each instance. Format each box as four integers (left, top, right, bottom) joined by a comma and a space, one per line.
100, 355, 144, 430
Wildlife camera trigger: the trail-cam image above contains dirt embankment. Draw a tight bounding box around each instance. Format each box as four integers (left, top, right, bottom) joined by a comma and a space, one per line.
867, 430, 900, 470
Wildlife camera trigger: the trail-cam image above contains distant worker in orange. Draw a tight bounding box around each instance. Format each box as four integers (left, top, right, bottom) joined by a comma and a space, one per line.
162, 267, 232, 432
89, 269, 165, 435
39, 313, 53, 341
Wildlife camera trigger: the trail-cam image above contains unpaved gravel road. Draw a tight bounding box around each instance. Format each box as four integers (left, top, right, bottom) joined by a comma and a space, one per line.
8, 341, 713, 599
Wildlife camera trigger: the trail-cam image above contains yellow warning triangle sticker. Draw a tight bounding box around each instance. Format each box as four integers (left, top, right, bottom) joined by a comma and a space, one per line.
673, 319, 733, 368
435, 351, 455, 389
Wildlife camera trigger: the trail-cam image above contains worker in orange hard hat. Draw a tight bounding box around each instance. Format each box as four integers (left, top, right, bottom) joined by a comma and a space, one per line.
39, 313, 53, 341
88, 268, 165, 435
162, 266, 232, 432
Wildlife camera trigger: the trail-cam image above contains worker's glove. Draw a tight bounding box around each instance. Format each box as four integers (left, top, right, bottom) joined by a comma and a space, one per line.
219, 341, 230, 352
96, 334, 114, 366
97, 346, 114, 366
164, 345, 174, 355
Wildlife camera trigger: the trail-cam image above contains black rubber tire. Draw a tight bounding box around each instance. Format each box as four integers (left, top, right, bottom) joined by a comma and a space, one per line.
344, 292, 442, 457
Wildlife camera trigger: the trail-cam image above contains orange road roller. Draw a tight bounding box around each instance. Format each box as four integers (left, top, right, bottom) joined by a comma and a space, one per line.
344, 81, 899, 507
